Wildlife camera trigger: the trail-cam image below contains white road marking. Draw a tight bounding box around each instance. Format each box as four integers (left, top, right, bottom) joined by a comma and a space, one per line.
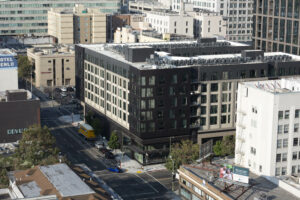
134, 174, 159, 193
145, 172, 169, 190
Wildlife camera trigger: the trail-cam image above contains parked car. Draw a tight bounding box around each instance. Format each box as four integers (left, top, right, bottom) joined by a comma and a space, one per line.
60, 92, 67, 97
108, 167, 122, 173
95, 141, 104, 149
105, 151, 115, 159
67, 86, 74, 92
55, 88, 61, 93
61, 87, 67, 92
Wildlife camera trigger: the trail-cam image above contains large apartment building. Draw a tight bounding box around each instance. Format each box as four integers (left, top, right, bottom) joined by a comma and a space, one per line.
0, 0, 120, 36
48, 5, 106, 44
75, 38, 300, 164
253, 0, 300, 55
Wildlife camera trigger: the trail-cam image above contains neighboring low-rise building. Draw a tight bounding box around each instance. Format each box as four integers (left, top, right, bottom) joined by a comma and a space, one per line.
0, 49, 18, 91
128, 0, 169, 13
27, 45, 75, 88
48, 4, 106, 44
6, 163, 101, 200
0, 89, 40, 143
145, 9, 194, 37
236, 77, 300, 177
178, 161, 299, 200
114, 26, 140, 43
192, 10, 226, 39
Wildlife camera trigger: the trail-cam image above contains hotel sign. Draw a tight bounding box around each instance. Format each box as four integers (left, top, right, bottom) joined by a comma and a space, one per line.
0, 56, 17, 69
7, 128, 27, 135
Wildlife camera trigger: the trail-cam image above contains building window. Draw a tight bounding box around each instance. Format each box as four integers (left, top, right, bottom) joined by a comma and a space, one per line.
296, 109, 300, 118
210, 116, 217, 125
180, 187, 191, 200
278, 125, 283, 134
294, 138, 299, 146
211, 83, 218, 91
275, 167, 280, 176
148, 99, 155, 109
210, 105, 218, 114
284, 124, 289, 133
210, 95, 218, 103
277, 139, 282, 148
282, 167, 287, 175
172, 74, 177, 84
282, 153, 287, 162
295, 123, 299, 132
149, 76, 155, 85
293, 152, 298, 160
278, 111, 283, 119
285, 110, 290, 119
141, 76, 146, 86
276, 154, 281, 162
292, 166, 297, 175
283, 139, 288, 148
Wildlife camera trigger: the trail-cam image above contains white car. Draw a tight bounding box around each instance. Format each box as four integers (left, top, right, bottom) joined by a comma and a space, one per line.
60, 92, 67, 97
61, 87, 67, 92
95, 141, 104, 149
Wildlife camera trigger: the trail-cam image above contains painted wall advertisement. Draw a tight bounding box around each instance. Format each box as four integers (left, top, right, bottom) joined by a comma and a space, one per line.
0, 55, 17, 69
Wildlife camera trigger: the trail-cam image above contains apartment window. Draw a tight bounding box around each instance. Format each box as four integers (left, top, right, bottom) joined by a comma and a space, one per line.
210, 105, 218, 114
282, 153, 287, 162
201, 95, 207, 104
186, 21, 188, 26
174, 21, 177, 26
285, 110, 290, 119
141, 76, 146, 86
282, 167, 287, 175
292, 166, 297, 175
172, 74, 177, 84
293, 152, 298, 160
278, 111, 283, 119
141, 100, 146, 109
210, 116, 217, 125
295, 123, 299, 132
149, 76, 155, 85
296, 109, 300, 118
294, 138, 299, 146
283, 139, 288, 148
149, 99, 155, 109
276, 154, 281, 162
211, 95, 218, 103
277, 139, 282, 148
284, 124, 289, 133
211, 83, 218, 91
186, 28, 188, 33
278, 125, 283, 134
275, 167, 280, 176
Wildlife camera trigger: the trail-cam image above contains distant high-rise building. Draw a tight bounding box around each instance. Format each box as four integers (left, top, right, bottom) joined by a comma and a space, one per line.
0, 0, 120, 36
253, 0, 300, 55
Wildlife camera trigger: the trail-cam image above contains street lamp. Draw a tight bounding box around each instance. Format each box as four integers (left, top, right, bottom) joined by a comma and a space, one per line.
169, 136, 175, 155
169, 155, 175, 191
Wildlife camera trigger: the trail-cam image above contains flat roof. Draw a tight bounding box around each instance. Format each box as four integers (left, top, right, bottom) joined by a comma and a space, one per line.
182, 160, 299, 200
0, 49, 16, 56
40, 163, 95, 197
243, 78, 300, 94
19, 181, 41, 198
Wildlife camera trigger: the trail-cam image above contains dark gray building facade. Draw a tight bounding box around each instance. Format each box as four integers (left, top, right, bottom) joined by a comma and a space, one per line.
0, 90, 40, 143
76, 39, 300, 164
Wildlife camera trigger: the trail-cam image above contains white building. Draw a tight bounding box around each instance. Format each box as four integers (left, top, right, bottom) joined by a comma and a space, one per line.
192, 11, 226, 39
0, 49, 18, 92
145, 10, 194, 37
236, 77, 300, 177
171, 0, 253, 43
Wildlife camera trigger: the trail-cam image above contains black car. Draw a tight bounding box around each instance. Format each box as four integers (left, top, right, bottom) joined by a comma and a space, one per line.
99, 148, 110, 154
105, 151, 115, 159
67, 86, 75, 92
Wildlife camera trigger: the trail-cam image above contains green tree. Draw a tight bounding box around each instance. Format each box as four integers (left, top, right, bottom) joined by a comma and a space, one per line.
213, 136, 235, 157
108, 131, 120, 150
15, 125, 59, 168
18, 55, 32, 79
0, 168, 9, 188
165, 140, 199, 172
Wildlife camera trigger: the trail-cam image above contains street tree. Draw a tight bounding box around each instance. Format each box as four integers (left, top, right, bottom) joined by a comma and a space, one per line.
165, 140, 199, 172
213, 135, 235, 156
15, 125, 59, 169
18, 55, 32, 80
0, 168, 8, 188
108, 131, 120, 150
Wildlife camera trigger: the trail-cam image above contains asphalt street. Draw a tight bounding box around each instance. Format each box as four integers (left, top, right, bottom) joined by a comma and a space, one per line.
39, 97, 179, 199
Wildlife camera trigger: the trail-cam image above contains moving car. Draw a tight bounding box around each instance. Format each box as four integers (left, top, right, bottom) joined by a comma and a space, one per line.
108, 167, 122, 173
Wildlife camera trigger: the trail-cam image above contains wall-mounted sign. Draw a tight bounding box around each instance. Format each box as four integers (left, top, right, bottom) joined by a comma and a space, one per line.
0, 56, 17, 69
7, 128, 27, 135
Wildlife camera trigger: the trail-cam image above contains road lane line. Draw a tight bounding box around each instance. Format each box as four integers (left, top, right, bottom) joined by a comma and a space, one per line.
134, 174, 159, 193
144, 172, 169, 190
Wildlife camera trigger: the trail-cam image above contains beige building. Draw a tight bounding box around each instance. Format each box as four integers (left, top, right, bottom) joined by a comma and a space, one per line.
27, 45, 75, 88
48, 4, 106, 44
